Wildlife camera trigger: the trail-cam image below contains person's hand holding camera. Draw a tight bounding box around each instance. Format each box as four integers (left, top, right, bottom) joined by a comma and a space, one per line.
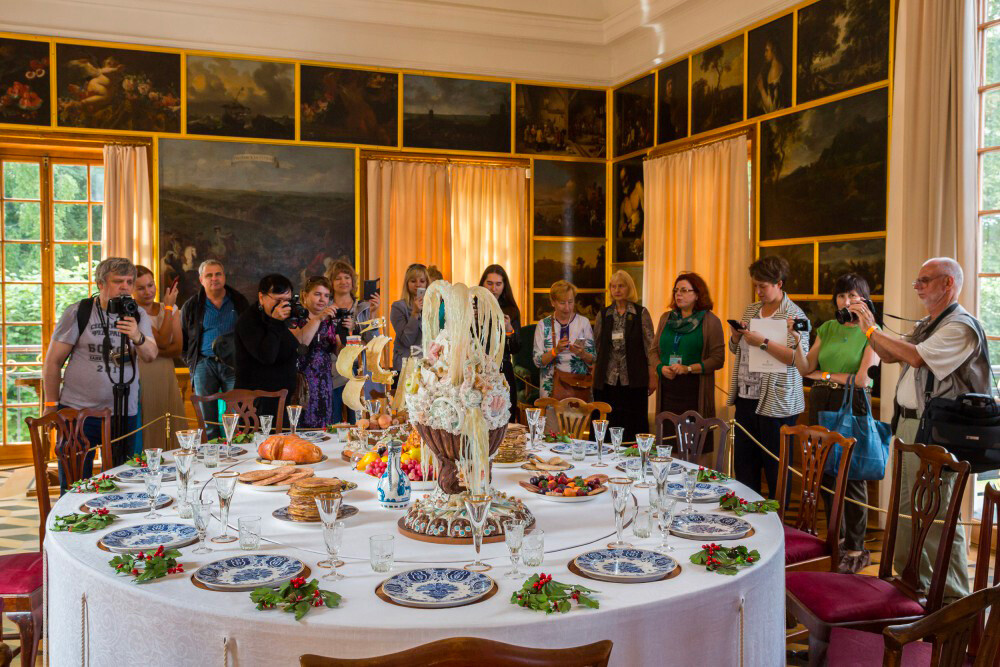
368, 292, 381, 316
270, 299, 291, 321
412, 294, 424, 316
786, 317, 803, 347
848, 301, 876, 331
115, 316, 142, 343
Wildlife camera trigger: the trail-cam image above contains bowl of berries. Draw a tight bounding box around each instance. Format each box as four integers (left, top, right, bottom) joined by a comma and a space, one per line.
519, 474, 608, 503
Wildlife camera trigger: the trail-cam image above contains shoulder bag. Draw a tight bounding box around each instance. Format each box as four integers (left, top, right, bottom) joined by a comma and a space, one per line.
819, 376, 892, 480
550, 319, 593, 401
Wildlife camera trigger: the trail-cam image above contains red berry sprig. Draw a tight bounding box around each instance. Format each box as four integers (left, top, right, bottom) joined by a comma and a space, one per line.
251, 578, 341, 620
511, 573, 598, 614
109, 545, 184, 583
690, 543, 760, 575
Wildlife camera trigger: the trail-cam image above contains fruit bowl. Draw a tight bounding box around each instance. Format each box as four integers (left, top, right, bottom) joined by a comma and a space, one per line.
519, 473, 608, 502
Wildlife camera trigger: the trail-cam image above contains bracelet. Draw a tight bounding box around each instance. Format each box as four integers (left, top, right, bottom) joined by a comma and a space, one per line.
823, 372, 832, 381
163, 305, 175, 312
136, 332, 146, 346
865, 325, 878, 339
44, 401, 58, 408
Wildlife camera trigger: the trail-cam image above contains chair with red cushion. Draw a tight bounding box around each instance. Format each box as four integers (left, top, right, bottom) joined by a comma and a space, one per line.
786, 439, 970, 666
776, 424, 856, 572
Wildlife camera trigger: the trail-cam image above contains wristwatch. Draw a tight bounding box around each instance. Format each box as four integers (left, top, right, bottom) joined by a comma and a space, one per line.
136, 332, 146, 346
686, 365, 693, 374
759, 338, 769, 351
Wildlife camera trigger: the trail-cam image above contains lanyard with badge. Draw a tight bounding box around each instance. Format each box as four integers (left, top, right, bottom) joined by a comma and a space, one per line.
668, 333, 683, 367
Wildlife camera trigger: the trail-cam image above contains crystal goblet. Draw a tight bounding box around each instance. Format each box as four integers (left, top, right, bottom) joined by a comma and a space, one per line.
210, 471, 238, 543
607, 477, 633, 549
592, 419, 608, 468
609, 426, 624, 462
286, 405, 302, 435
143, 469, 163, 519
315, 492, 344, 568
191, 501, 214, 554
504, 520, 525, 579
221, 413, 240, 463
634, 433, 655, 488
463, 494, 493, 572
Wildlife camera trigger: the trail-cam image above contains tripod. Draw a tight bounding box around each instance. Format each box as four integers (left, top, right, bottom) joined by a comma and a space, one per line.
98, 307, 138, 467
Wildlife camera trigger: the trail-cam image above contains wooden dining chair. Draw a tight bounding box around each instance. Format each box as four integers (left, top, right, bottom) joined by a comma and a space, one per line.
533, 397, 611, 440
190, 388, 287, 437
653, 410, 729, 466
776, 425, 856, 573
301, 637, 613, 667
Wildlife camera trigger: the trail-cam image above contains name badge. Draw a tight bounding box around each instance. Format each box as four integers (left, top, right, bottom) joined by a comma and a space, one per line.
668, 355, 682, 366
611, 331, 624, 341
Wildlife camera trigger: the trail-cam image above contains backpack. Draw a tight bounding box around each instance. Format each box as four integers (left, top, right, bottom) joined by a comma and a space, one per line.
76, 297, 95, 337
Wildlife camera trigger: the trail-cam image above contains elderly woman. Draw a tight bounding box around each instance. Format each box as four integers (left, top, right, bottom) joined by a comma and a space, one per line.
532, 280, 595, 400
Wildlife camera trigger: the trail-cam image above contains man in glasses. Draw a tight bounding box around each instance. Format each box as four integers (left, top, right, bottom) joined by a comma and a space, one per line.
851, 257, 992, 603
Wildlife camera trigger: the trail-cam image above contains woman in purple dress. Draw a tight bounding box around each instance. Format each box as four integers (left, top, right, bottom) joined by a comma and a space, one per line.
294, 276, 339, 429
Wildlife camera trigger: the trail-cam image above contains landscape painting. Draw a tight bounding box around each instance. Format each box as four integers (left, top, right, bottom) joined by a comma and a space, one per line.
760, 243, 813, 295
657, 59, 688, 144
533, 160, 606, 238
516, 85, 606, 158
157, 139, 354, 307
533, 291, 605, 322
797, 0, 891, 104
0, 38, 50, 126
748, 14, 793, 118
760, 87, 888, 241
613, 74, 654, 157
403, 75, 510, 153
300, 65, 397, 145
186, 56, 294, 139
56, 44, 179, 132
613, 158, 644, 262
532, 240, 605, 290
818, 237, 885, 295
692, 35, 744, 134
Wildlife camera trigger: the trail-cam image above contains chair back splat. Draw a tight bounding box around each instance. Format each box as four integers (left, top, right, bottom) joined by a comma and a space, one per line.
533, 398, 611, 440
190, 388, 288, 437
654, 410, 729, 466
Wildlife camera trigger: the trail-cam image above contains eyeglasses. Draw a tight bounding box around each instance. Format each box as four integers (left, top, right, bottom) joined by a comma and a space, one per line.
673, 288, 695, 294
912, 275, 943, 288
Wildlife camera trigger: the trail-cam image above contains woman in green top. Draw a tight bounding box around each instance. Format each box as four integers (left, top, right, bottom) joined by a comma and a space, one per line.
792, 273, 880, 573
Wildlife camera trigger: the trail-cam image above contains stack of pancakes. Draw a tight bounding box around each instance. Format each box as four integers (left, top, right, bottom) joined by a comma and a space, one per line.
494, 424, 529, 464
238, 465, 314, 487
286, 478, 346, 521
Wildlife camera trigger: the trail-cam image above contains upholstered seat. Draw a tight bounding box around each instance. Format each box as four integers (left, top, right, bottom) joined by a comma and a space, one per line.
0, 554, 43, 596
827, 627, 952, 667
784, 525, 829, 566
787, 571, 925, 624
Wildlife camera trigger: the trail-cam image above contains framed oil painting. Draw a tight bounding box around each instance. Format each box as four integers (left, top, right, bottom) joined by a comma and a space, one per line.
403, 75, 510, 153
186, 56, 294, 140
0, 38, 50, 126
532, 291, 605, 322
797, 0, 891, 105
613, 74, 654, 157
692, 35, 744, 135
516, 85, 606, 158
613, 157, 644, 263
747, 14, 793, 118
56, 43, 179, 132
759, 243, 813, 295
760, 87, 888, 241
533, 160, 606, 238
158, 139, 354, 307
656, 59, 688, 144
818, 237, 885, 295
300, 65, 397, 146
532, 239, 605, 290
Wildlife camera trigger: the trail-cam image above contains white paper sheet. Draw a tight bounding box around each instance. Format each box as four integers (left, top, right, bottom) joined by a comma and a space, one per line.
747, 318, 787, 373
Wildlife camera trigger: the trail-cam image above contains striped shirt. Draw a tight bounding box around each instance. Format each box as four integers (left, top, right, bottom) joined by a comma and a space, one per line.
200, 294, 237, 357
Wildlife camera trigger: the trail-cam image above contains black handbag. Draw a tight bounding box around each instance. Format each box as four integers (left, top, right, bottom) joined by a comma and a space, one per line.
211, 332, 236, 369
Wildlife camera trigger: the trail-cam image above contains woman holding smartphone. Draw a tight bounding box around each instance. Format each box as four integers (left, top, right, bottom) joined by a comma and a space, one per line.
480, 264, 521, 422
532, 280, 595, 400
390, 263, 430, 377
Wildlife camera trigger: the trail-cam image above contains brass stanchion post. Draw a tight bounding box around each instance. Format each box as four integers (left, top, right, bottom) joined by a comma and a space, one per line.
726, 418, 736, 478
164, 412, 172, 449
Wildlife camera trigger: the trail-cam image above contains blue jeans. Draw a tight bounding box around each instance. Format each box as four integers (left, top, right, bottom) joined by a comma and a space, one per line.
192, 356, 235, 439
56, 405, 138, 491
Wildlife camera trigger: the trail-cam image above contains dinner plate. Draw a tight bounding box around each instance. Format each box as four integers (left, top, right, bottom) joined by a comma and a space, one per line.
549, 441, 614, 456
194, 555, 305, 591
114, 465, 177, 483
381, 568, 494, 608
573, 548, 678, 583
296, 431, 333, 444
521, 485, 606, 503
99, 522, 198, 553
198, 446, 248, 457
272, 505, 359, 523
492, 460, 529, 468
84, 492, 171, 514
255, 454, 329, 466
670, 512, 752, 540
615, 461, 684, 476
660, 482, 730, 503
238, 479, 357, 493
519, 461, 575, 472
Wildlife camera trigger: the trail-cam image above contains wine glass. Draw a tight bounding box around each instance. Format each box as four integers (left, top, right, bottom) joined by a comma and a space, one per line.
315, 492, 344, 569
221, 413, 240, 463
191, 501, 214, 554
525, 408, 540, 453
504, 520, 525, 579
607, 477, 633, 549
211, 471, 238, 543
657, 499, 677, 553
649, 456, 672, 512
175, 429, 197, 453
146, 448, 163, 471
535, 416, 546, 450
259, 414, 273, 438
592, 419, 608, 468
682, 468, 699, 514
634, 433, 655, 488
286, 405, 302, 435
173, 451, 195, 519
463, 494, 492, 572
609, 427, 624, 462
656, 444, 673, 459
320, 521, 345, 581
143, 469, 163, 519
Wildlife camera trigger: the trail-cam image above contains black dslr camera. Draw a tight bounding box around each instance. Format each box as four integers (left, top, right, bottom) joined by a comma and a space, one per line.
791, 318, 810, 333
287, 294, 310, 329
835, 297, 877, 325
107, 294, 141, 320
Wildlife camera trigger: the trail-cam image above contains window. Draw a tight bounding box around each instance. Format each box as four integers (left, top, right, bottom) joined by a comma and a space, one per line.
978, 1, 1000, 372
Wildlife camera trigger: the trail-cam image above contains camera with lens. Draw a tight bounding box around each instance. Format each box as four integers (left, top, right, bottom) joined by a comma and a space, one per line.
287, 294, 310, 329
835, 297, 877, 325
107, 294, 141, 320
791, 318, 810, 332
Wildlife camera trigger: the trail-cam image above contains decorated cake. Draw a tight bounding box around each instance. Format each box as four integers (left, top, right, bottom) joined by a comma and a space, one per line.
401, 489, 534, 542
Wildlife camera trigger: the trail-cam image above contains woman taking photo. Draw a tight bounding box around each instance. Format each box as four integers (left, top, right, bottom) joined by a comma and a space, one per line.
390, 263, 430, 377
655, 272, 725, 419
592, 270, 657, 440
480, 265, 521, 422
727, 256, 808, 499
532, 280, 595, 399
133, 266, 186, 451
293, 276, 338, 429
322, 261, 378, 419
792, 273, 880, 573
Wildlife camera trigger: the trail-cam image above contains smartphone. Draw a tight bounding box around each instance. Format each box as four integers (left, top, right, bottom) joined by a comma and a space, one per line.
416, 287, 426, 299
362, 278, 380, 302
727, 319, 746, 331
170, 276, 180, 290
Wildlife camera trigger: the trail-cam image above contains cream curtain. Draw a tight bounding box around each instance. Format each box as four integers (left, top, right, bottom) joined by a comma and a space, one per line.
448, 164, 528, 312
102, 144, 153, 267
643, 135, 751, 415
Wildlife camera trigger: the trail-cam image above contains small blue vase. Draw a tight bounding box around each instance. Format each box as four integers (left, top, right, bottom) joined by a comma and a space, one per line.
377, 439, 411, 509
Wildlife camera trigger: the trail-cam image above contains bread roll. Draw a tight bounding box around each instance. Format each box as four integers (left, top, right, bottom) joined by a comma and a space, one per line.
257, 435, 323, 463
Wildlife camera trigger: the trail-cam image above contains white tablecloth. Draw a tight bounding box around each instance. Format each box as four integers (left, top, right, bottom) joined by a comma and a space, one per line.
45, 435, 784, 666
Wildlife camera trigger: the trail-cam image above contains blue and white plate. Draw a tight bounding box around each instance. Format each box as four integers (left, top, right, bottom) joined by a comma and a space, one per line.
197, 446, 248, 457
661, 482, 730, 503
297, 431, 332, 444
381, 568, 494, 608
670, 513, 752, 540
98, 522, 198, 553
574, 548, 678, 583
549, 441, 614, 456
194, 555, 305, 591
615, 461, 684, 476
115, 465, 177, 483
84, 492, 171, 514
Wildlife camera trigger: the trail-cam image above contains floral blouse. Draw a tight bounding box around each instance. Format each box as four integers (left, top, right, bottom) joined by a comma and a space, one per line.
532, 314, 595, 398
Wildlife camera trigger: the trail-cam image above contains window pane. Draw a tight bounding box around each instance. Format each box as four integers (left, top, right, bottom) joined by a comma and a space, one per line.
990, 0, 1000, 23
4, 352, 38, 365
2, 162, 40, 200
5, 370, 40, 404
4, 243, 40, 281
3, 201, 40, 240
55, 283, 90, 317
54, 203, 88, 241
990, 338, 1000, 370
981, 276, 1000, 336
982, 151, 1000, 210
90, 166, 104, 202
54, 244, 89, 281
6, 407, 38, 443
52, 164, 87, 202
983, 215, 1000, 273
3, 284, 42, 323
5, 325, 41, 348
91, 204, 103, 241
987, 25, 1000, 86
985, 89, 1000, 148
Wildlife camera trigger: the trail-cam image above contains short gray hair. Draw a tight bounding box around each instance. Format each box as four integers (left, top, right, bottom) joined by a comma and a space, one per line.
198, 259, 224, 277
95, 257, 136, 286
924, 257, 964, 291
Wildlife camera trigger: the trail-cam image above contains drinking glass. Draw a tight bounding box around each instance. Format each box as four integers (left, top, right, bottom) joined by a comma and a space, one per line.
315, 492, 344, 568
607, 477, 633, 549
238, 515, 261, 551
504, 520, 525, 579
369, 534, 394, 573
535, 416, 547, 450
656, 444, 673, 459
632, 506, 653, 539
463, 494, 492, 572
173, 451, 195, 519
287, 405, 302, 435
146, 448, 163, 471
191, 501, 214, 554
143, 469, 163, 519
203, 440, 219, 469
609, 427, 624, 462
175, 429, 197, 452
592, 419, 608, 468
623, 458, 642, 484
682, 468, 699, 514
211, 471, 238, 543
320, 521, 345, 580
522, 530, 544, 567
634, 433, 655, 488
221, 413, 240, 463
525, 408, 540, 452
657, 499, 677, 552
259, 414, 273, 438
570, 440, 586, 462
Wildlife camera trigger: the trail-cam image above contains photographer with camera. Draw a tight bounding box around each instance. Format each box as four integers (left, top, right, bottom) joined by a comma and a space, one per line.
727, 256, 809, 499
235, 273, 304, 421
43, 258, 157, 484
